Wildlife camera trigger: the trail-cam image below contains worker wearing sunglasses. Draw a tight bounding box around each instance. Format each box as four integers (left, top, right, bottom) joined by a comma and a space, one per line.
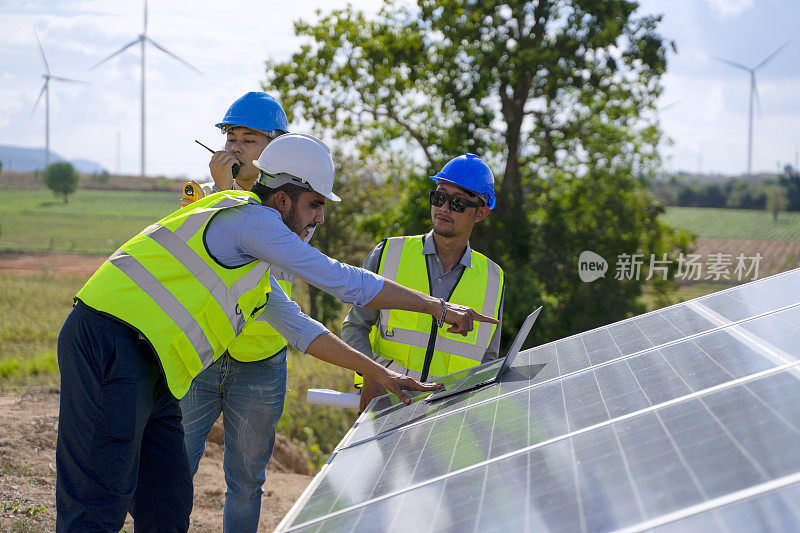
343, 154, 505, 411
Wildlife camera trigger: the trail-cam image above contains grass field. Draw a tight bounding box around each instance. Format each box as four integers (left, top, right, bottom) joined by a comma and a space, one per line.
3, 190, 800, 254
0, 274, 85, 388
662, 207, 800, 241
0, 189, 179, 254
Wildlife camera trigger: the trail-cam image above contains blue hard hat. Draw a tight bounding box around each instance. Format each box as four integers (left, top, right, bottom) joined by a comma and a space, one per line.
429, 153, 496, 209
216, 92, 289, 134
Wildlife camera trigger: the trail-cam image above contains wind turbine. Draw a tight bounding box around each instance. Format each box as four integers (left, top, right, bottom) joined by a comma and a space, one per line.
712, 40, 792, 177
91, 0, 201, 178
32, 29, 89, 170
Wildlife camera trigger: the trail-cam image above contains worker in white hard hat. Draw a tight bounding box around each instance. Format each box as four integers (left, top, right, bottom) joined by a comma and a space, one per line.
178, 93, 299, 532
56, 132, 498, 531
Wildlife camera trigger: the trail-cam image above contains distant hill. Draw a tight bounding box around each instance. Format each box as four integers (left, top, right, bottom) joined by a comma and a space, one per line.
0, 145, 106, 174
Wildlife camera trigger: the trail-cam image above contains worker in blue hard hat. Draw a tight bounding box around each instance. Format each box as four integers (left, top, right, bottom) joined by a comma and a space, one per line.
342, 153, 504, 411
179, 91, 289, 207
179, 91, 296, 532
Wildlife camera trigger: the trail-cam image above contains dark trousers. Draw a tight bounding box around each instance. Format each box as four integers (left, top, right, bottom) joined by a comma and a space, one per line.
56, 303, 193, 532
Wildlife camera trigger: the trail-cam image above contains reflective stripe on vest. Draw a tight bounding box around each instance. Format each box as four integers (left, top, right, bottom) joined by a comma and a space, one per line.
370, 235, 503, 378
76, 191, 272, 399
227, 274, 292, 362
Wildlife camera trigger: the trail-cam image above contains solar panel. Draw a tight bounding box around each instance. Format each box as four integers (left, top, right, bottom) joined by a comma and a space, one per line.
277, 268, 800, 532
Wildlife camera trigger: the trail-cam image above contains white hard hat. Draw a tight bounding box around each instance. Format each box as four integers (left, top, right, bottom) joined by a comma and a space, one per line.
253, 133, 341, 202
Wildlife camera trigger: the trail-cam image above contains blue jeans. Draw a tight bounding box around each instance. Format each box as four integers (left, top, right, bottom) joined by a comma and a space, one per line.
56, 302, 192, 532
180, 349, 287, 533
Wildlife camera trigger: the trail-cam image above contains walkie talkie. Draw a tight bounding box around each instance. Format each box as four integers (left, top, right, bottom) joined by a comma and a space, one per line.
194, 140, 240, 178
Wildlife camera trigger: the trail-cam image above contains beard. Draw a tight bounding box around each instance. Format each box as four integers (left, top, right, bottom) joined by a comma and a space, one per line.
433, 226, 455, 238
283, 205, 315, 238
432, 217, 455, 238
282, 205, 302, 234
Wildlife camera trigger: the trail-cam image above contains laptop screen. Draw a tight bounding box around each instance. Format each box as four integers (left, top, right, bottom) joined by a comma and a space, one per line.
496, 306, 542, 375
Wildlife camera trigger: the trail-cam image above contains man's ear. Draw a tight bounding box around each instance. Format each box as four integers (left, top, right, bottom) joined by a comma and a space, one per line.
473, 205, 490, 223
273, 191, 292, 216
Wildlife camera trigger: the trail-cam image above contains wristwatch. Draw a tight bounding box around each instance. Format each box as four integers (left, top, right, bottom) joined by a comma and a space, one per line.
436, 298, 447, 328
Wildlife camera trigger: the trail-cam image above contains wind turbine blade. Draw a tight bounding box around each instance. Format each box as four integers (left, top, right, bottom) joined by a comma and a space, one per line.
755, 39, 792, 71
659, 98, 683, 112
31, 83, 46, 114
34, 29, 50, 74
146, 38, 203, 74
710, 55, 750, 72
752, 77, 762, 117
144, 0, 149, 33
51, 76, 91, 84
90, 38, 140, 70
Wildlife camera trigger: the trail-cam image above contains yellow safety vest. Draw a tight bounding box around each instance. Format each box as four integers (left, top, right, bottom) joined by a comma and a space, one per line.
227, 274, 292, 361
360, 235, 503, 384
77, 191, 272, 399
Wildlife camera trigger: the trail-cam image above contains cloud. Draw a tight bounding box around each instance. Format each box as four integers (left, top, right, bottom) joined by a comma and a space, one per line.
707, 0, 753, 17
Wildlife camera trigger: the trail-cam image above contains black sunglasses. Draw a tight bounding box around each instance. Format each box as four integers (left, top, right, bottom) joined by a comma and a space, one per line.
429, 189, 481, 213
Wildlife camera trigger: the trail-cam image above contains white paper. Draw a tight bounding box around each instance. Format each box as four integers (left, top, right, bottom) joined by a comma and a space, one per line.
306, 388, 361, 409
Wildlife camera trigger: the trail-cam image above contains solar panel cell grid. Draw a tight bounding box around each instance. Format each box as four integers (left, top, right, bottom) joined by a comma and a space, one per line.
286, 368, 800, 532
278, 269, 800, 532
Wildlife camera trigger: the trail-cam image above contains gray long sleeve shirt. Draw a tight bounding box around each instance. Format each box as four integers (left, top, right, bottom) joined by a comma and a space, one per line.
341, 231, 503, 372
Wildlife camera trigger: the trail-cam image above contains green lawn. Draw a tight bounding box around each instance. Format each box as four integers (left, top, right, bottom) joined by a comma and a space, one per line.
0, 189, 180, 254
662, 207, 800, 241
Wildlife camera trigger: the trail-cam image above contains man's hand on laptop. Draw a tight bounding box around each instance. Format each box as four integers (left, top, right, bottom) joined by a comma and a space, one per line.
443, 303, 499, 336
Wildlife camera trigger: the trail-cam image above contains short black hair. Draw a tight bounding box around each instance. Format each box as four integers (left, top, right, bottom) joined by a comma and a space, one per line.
252, 181, 308, 205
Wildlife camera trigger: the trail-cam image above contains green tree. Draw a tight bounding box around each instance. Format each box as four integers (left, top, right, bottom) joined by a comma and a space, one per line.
767, 184, 787, 222
780, 165, 800, 211
44, 162, 79, 203
91, 170, 110, 184
267, 0, 690, 345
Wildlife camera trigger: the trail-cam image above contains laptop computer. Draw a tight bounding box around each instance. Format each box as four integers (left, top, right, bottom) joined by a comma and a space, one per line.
425, 306, 542, 402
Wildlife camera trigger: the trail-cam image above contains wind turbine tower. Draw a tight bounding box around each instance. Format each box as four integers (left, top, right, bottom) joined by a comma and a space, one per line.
32, 30, 89, 170
91, 0, 201, 178
713, 40, 791, 177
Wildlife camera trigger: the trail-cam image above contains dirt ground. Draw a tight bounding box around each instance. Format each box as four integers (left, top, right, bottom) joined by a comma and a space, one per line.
689, 238, 800, 279
0, 251, 106, 277
0, 390, 313, 532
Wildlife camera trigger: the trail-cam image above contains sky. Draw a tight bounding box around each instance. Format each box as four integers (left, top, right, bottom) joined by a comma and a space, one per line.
0, 0, 798, 180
